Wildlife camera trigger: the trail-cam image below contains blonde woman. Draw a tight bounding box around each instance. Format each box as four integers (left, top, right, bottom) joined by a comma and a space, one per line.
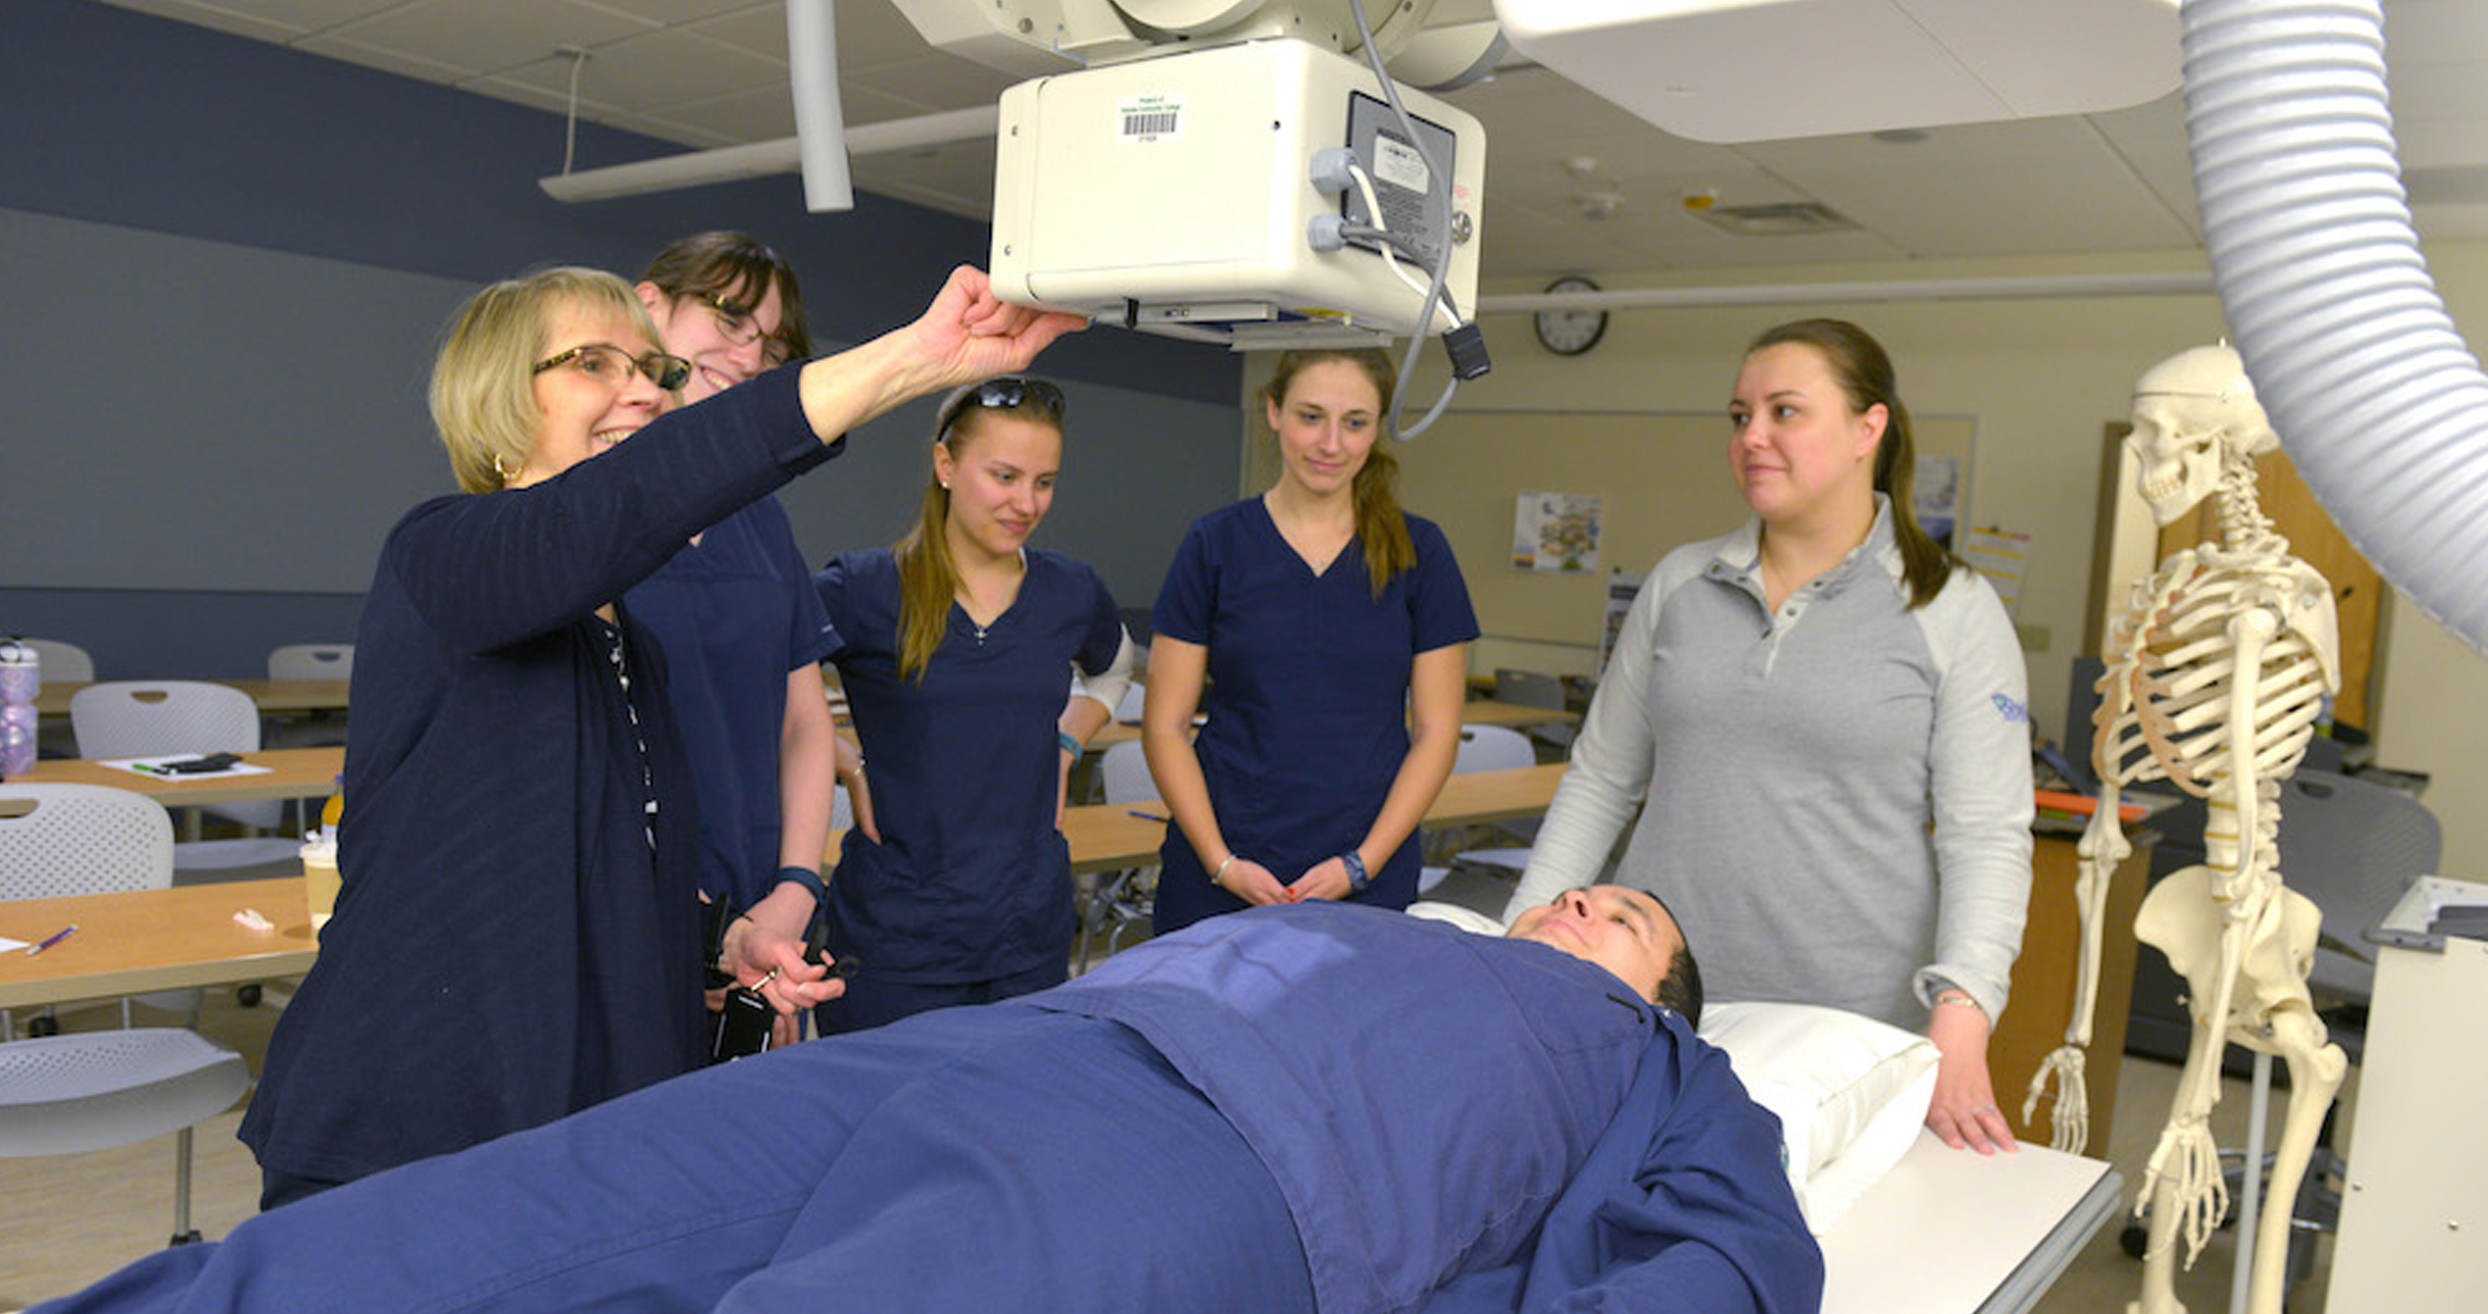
812, 377, 1131, 1031
238, 266, 1077, 1206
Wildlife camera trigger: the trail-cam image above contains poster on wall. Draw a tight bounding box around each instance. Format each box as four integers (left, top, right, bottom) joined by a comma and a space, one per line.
1915, 454, 1964, 550
1512, 492, 1602, 573
1959, 525, 2032, 618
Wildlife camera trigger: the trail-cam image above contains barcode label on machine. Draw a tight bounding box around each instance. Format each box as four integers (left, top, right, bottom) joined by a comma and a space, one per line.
1119, 96, 1182, 143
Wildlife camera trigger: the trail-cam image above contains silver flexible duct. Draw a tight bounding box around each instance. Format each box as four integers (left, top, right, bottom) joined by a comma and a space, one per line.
2185, 0, 2488, 652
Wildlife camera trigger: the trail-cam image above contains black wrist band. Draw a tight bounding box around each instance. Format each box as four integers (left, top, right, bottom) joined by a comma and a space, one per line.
775, 865, 826, 903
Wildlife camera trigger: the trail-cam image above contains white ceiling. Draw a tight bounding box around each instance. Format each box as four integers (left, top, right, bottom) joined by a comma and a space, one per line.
94, 0, 2488, 285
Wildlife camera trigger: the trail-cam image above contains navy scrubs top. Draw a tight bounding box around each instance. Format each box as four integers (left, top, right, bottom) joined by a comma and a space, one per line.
1149, 498, 1478, 933
815, 547, 1123, 983
624, 496, 836, 913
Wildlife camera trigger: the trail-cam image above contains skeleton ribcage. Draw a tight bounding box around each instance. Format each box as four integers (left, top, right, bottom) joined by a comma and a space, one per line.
2095, 561, 2330, 800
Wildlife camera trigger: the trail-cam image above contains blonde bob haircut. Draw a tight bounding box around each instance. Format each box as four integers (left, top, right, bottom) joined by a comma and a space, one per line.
430, 266, 664, 494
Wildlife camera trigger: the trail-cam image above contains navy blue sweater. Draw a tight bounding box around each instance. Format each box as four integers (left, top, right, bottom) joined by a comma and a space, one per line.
240, 366, 839, 1186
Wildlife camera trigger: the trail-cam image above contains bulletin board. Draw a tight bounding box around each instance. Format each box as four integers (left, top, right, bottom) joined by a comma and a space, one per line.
1391, 408, 1978, 650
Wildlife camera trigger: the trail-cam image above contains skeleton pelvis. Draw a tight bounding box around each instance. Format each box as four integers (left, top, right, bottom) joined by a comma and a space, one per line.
2136, 866, 2322, 1031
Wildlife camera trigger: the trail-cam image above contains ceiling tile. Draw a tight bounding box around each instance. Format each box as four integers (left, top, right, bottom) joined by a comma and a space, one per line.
492, 27, 785, 109
296, 29, 485, 86
690, 3, 794, 63
839, 54, 1017, 116
323, 0, 658, 78
649, 80, 803, 141
96, 0, 314, 42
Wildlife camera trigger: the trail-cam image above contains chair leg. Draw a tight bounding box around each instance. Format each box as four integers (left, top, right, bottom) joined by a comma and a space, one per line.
171, 1126, 202, 1246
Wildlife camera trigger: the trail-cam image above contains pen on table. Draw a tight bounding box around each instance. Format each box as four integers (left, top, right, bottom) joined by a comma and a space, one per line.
25, 924, 78, 956
125, 762, 161, 775
1127, 809, 1171, 823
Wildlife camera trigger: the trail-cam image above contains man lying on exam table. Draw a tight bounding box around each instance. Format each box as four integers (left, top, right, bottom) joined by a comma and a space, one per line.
35, 887, 1821, 1314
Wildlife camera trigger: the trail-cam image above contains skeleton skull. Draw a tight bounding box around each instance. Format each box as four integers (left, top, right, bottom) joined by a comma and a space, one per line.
2127, 343, 2279, 525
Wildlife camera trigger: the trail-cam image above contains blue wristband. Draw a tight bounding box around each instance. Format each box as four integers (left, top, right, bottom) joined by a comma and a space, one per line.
775, 865, 826, 903
1057, 731, 1081, 758
1342, 850, 1370, 895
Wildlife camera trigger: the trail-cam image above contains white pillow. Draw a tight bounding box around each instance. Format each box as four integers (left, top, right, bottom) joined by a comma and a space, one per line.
1697, 1001, 1939, 1234
1405, 900, 1507, 936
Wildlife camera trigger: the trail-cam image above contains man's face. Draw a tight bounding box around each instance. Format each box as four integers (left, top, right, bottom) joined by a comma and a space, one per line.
1506, 886, 1681, 1002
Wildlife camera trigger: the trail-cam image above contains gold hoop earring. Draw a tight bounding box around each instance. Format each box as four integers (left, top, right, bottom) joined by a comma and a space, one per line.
492, 454, 520, 485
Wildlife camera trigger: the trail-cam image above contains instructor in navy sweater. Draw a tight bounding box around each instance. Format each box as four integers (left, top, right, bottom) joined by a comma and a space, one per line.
237, 264, 1082, 1207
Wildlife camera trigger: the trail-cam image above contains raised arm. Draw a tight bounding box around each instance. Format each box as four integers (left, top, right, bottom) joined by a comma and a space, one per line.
795, 266, 1084, 441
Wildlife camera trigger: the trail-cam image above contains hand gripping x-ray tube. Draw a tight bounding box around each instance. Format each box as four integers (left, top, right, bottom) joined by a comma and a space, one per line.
989, 39, 1484, 348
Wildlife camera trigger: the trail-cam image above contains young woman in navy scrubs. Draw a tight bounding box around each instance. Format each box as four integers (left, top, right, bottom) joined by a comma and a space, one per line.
621, 234, 841, 1050
812, 377, 1132, 1031
1144, 348, 1478, 934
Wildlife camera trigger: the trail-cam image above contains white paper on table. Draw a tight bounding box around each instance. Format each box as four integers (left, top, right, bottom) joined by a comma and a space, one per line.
102, 756, 275, 780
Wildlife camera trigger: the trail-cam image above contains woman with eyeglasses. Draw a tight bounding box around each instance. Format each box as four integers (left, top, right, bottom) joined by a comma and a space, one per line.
809, 375, 1133, 1032
236, 264, 1080, 1206
621, 233, 842, 1051
1143, 348, 1478, 935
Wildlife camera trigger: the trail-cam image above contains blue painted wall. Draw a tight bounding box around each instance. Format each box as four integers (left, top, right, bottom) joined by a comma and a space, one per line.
2, 0, 1241, 680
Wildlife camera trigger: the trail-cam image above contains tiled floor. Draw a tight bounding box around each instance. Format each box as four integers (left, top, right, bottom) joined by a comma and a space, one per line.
2, 976, 2349, 1312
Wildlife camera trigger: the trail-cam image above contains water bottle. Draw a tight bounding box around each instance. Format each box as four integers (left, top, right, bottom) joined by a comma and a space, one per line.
0, 639, 38, 779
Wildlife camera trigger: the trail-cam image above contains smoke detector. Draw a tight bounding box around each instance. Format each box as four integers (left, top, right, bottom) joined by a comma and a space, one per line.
1577, 191, 1625, 220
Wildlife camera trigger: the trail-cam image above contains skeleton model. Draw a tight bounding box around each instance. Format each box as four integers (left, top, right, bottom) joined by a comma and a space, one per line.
2022, 345, 2346, 1314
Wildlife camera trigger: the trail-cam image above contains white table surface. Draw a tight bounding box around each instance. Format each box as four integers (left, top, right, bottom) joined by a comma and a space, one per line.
1821, 1130, 2121, 1314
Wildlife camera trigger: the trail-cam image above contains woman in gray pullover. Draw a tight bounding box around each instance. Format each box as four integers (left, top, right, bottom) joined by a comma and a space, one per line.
1507, 319, 2032, 1156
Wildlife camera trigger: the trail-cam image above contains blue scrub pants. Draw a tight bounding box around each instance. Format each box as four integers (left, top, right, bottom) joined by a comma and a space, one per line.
34, 1006, 1314, 1314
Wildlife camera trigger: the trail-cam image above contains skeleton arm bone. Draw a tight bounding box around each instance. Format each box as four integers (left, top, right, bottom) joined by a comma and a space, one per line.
2022, 598, 2167, 1151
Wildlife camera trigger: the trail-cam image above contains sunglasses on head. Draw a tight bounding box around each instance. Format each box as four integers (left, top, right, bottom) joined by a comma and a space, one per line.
937, 376, 1066, 438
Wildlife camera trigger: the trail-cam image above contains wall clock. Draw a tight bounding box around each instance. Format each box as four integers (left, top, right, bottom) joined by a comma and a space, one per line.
1534, 276, 1608, 356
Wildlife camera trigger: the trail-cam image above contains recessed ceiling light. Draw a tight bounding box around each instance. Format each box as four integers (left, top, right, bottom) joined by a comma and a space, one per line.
1688, 201, 1859, 236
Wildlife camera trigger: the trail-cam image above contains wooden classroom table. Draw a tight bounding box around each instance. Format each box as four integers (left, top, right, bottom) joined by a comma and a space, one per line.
0, 877, 315, 1011
33, 678, 351, 719
7, 746, 345, 809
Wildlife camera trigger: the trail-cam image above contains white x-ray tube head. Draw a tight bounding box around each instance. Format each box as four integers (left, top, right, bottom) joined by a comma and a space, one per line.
989, 40, 1484, 347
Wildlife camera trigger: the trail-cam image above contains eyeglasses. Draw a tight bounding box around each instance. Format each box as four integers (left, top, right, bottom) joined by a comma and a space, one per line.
686, 290, 797, 369
533, 343, 691, 392
687, 289, 763, 343
936, 376, 1067, 437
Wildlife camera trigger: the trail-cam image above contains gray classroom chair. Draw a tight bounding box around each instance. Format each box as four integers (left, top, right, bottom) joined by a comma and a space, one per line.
0, 784, 199, 1038
68, 680, 303, 879
1493, 667, 1578, 756
16, 637, 96, 683
265, 643, 354, 747
2240, 769, 2442, 1279
266, 644, 353, 682
1082, 739, 1160, 969
0, 1028, 250, 1246
1420, 723, 1540, 899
